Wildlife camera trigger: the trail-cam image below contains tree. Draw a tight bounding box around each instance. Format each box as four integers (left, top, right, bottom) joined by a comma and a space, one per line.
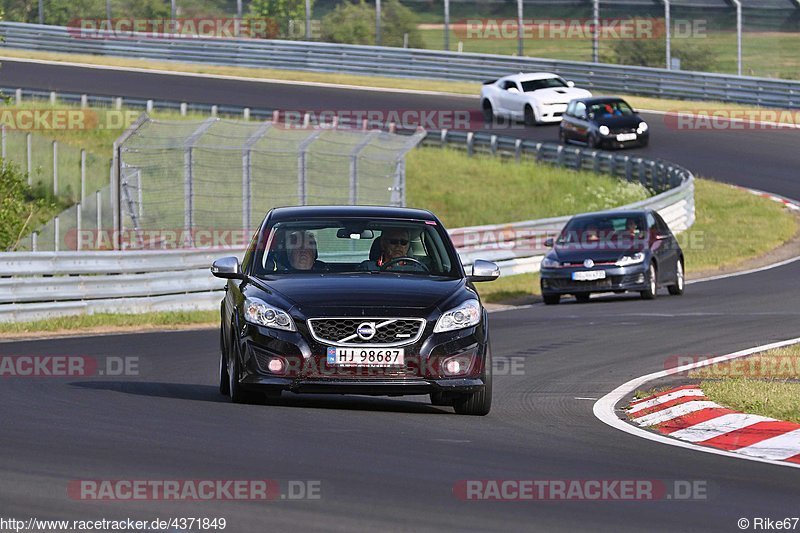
321, 0, 423, 48
248, 0, 311, 39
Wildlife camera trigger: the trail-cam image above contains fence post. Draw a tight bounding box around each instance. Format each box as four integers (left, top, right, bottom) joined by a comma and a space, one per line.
96, 190, 102, 249
349, 131, 380, 205
15, 89, 22, 106
1, 125, 5, 170
80, 149, 86, 204
32, 232, 38, 252
54, 216, 60, 252
242, 122, 272, 235
53, 141, 58, 196
297, 130, 322, 206
76, 202, 82, 251
182, 118, 216, 247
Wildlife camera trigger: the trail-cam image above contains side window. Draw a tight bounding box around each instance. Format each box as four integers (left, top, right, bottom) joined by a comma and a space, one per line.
654, 213, 671, 235
646, 212, 657, 230
566, 101, 576, 117
575, 102, 587, 119
503, 81, 519, 92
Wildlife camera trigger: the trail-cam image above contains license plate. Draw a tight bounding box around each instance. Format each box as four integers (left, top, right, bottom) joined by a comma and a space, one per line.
572, 270, 607, 281
616, 133, 637, 142
327, 347, 404, 366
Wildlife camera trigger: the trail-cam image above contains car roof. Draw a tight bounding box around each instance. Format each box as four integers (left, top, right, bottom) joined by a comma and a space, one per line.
503, 72, 562, 83
572, 96, 630, 105
570, 209, 653, 221
267, 205, 439, 222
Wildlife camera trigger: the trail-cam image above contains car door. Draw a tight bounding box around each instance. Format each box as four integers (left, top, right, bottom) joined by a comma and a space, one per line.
569, 101, 591, 143
499, 80, 524, 120
561, 101, 580, 141
653, 212, 678, 282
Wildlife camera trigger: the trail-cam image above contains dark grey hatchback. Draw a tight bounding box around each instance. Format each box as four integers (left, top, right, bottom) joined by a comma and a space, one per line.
211, 206, 500, 415
539, 209, 684, 304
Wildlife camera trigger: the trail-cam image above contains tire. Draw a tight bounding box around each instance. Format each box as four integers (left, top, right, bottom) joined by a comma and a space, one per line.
524, 105, 537, 127
453, 348, 492, 416
558, 127, 567, 145
228, 334, 257, 404
219, 328, 230, 395
575, 293, 591, 303
482, 100, 494, 123
430, 391, 450, 406
668, 258, 685, 296
542, 292, 561, 305
640, 263, 658, 300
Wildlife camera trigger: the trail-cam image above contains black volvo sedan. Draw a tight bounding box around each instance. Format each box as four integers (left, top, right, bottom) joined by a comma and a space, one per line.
211, 206, 500, 415
559, 96, 649, 149
539, 209, 684, 304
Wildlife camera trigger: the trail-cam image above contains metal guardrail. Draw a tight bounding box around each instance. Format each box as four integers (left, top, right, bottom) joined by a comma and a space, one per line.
1, 22, 799, 108
0, 89, 694, 322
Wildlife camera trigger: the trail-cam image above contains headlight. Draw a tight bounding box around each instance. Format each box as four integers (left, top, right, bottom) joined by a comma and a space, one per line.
637, 121, 648, 133
541, 257, 560, 268
599, 125, 610, 136
434, 299, 481, 333
244, 297, 296, 331
615, 252, 646, 267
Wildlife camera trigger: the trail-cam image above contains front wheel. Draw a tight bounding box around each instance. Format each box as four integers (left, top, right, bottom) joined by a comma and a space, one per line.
668, 259, 685, 296
482, 100, 494, 123
219, 327, 230, 395
524, 106, 537, 127
228, 336, 257, 404
640, 263, 658, 300
453, 349, 492, 416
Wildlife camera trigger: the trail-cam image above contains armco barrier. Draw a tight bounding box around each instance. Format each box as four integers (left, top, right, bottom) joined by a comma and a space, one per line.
1, 22, 799, 108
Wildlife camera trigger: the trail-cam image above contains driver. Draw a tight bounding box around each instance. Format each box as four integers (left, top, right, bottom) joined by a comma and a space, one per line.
377, 228, 411, 267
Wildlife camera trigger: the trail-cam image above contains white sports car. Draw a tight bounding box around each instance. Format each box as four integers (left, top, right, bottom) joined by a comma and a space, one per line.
480, 72, 592, 125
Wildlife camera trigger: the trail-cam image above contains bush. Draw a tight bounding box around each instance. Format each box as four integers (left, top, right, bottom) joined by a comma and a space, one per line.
321, 0, 423, 48
248, 0, 311, 39
603, 38, 718, 72
0, 161, 46, 251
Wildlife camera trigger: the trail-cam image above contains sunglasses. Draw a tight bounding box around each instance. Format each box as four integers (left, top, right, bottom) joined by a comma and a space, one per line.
387, 239, 409, 246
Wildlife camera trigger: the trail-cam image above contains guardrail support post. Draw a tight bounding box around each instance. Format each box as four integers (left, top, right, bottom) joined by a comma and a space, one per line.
243, 108, 250, 121
466, 132, 474, 157
96, 190, 102, 249
180, 103, 188, 116
490, 135, 497, 155
147, 100, 154, 113
81, 94, 88, 108
115, 97, 123, 110
50, 91, 57, 106
515, 139, 522, 162
54, 216, 59, 252
15, 89, 22, 106
1, 125, 6, 169
80, 149, 86, 204
76, 202, 82, 251
211, 105, 218, 117
32, 231, 37, 252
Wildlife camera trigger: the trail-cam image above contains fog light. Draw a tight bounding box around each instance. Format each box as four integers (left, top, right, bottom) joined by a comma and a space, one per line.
445, 360, 462, 375
637, 274, 645, 283
441, 351, 476, 377
268, 357, 286, 374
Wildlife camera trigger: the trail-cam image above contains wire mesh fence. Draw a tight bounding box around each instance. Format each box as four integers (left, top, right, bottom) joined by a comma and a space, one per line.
112, 116, 425, 251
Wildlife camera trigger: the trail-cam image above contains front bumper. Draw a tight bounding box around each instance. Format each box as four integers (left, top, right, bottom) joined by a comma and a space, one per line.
538, 104, 567, 123
540, 264, 649, 295
599, 131, 649, 149
236, 320, 489, 397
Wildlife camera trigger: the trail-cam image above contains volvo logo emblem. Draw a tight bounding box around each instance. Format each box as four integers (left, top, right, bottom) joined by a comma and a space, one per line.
584, 259, 595, 268
357, 322, 376, 340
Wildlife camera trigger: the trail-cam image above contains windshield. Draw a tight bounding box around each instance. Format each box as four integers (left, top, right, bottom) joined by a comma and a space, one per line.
521, 77, 568, 92
588, 100, 635, 118
557, 215, 647, 245
251, 219, 462, 278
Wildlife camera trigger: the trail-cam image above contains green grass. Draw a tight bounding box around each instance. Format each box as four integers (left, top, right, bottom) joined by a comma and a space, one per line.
406, 147, 650, 228
698, 344, 800, 423
0, 310, 218, 335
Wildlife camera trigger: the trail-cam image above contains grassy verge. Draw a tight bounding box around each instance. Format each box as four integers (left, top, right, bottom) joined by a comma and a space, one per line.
0, 311, 218, 336
691, 344, 800, 423
1, 49, 797, 116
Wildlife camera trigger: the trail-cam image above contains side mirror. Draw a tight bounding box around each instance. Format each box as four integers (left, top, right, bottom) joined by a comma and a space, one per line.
507, 87, 519, 94
544, 237, 554, 247
468, 260, 500, 283
211, 256, 243, 279
566, 80, 575, 88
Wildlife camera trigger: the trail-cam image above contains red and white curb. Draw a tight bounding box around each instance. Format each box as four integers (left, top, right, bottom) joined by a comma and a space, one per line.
593, 337, 800, 469
626, 385, 800, 465
736, 186, 800, 212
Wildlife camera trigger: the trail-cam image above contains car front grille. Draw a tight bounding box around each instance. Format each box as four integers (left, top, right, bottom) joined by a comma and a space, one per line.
307, 318, 426, 347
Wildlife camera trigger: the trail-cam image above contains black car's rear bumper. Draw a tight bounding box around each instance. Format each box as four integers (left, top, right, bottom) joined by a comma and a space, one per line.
540, 264, 649, 295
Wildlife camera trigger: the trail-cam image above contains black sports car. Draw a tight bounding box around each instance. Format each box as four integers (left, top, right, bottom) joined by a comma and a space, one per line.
211, 206, 500, 415
559, 96, 649, 149
539, 209, 684, 304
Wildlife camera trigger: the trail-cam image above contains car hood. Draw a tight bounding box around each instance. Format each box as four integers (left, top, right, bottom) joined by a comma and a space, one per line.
256, 274, 466, 313
529, 87, 591, 105
594, 114, 643, 129
552, 242, 647, 263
